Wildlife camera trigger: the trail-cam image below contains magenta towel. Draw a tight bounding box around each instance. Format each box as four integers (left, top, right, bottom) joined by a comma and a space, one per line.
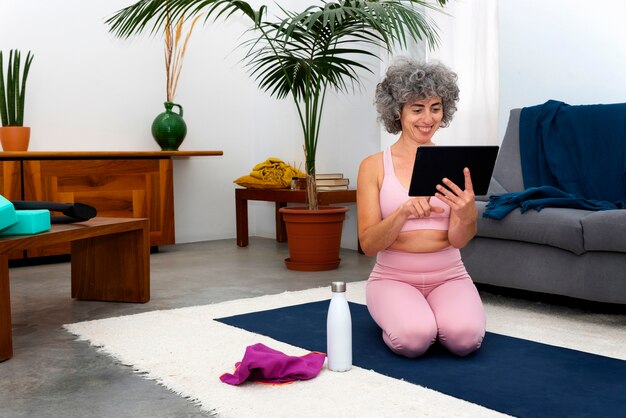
220, 343, 326, 385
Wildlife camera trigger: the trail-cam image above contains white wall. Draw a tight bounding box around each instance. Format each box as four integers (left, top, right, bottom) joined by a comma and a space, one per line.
499, 0, 626, 140
6, 1, 623, 249
1, 0, 380, 250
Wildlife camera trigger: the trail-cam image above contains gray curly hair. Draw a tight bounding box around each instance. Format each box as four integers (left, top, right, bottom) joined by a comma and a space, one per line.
375, 59, 460, 134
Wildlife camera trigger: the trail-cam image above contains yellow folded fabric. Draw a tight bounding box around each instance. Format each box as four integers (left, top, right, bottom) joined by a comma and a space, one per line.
234, 158, 305, 189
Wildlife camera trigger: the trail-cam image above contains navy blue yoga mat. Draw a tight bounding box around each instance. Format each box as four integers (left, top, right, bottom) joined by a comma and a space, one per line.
217, 301, 626, 418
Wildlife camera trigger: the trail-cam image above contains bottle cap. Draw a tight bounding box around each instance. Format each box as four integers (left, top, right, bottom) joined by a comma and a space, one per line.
331, 281, 346, 292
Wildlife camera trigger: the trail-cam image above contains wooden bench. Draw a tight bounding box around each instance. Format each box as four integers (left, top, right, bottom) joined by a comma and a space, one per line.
0, 217, 150, 361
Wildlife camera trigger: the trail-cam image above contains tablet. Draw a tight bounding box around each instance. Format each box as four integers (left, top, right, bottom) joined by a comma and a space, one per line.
408, 145, 499, 196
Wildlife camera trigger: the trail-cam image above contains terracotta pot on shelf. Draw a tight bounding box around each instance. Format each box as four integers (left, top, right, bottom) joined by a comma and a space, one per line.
0, 126, 30, 151
279, 205, 348, 271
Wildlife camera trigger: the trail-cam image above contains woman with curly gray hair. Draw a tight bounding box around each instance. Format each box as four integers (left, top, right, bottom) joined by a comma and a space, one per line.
357, 59, 485, 358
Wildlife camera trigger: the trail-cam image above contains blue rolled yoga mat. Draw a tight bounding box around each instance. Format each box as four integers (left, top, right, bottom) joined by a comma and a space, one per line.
217, 301, 626, 418
0, 194, 18, 230
0, 209, 51, 235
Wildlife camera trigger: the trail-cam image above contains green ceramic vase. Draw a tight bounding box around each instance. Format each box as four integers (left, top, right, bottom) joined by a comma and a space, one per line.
151, 102, 187, 151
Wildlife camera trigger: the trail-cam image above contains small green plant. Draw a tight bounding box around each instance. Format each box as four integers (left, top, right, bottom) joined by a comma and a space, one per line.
0, 50, 34, 127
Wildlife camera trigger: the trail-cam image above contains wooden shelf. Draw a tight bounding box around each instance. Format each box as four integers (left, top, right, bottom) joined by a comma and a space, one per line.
0, 150, 223, 259
0, 150, 223, 159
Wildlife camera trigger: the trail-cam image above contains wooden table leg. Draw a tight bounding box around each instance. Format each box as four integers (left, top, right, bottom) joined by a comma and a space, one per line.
71, 226, 150, 303
275, 202, 287, 242
236, 192, 249, 247
0, 254, 13, 361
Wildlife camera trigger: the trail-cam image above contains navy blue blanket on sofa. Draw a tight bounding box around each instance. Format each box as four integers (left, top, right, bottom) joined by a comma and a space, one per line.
485, 100, 626, 219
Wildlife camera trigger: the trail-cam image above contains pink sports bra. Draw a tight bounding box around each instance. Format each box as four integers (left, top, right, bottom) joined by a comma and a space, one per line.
379, 146, 450, 232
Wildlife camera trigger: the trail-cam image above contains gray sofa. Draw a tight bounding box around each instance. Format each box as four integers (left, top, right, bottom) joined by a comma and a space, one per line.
460, 109, 626, 305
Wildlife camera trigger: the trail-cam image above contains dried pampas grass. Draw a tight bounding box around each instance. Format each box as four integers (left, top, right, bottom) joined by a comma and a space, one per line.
164, 1, 202, 102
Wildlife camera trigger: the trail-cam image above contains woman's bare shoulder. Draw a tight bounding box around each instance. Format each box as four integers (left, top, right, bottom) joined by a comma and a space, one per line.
360, 151, 384, 171
358, 151, 384, 189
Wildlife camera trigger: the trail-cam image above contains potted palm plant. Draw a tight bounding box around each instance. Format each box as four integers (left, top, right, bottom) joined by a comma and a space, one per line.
107, 0, 448, 270
0, 50, 34, 151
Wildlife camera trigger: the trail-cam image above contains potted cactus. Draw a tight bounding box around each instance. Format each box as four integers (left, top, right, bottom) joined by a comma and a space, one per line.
0, 50, 34, 151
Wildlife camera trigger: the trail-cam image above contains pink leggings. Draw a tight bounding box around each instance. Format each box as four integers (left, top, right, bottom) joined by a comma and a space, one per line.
366, 246, 485, 358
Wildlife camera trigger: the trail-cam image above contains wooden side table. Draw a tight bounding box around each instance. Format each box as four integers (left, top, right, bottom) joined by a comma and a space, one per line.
235, 188, 359, 250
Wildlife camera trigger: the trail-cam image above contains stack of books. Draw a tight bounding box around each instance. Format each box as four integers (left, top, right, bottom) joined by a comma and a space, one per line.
315, 173, 350, 190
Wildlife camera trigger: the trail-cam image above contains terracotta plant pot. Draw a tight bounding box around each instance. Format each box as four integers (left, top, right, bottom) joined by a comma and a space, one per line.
0, 126, 30, 151
279, 205, 349, 271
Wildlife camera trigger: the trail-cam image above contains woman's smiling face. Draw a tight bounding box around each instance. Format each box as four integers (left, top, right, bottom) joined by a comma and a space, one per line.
399, 96, 443, 145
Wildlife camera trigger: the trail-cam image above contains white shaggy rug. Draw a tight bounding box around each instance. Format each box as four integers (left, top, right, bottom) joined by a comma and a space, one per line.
64, 281, 626, 418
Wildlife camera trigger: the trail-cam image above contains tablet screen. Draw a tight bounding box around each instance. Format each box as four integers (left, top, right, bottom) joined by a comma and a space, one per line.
408, 145, 499, 196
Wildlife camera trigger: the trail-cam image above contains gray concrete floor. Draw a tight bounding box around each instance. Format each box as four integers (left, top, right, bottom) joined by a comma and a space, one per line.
0, 238, 376, 418
1, 237, 624, 417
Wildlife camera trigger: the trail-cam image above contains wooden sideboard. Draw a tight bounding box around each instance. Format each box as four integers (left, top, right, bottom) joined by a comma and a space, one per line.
0, 151, 223, 258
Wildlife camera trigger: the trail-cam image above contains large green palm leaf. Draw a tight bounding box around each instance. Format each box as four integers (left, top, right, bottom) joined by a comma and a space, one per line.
243, 18, 378, 99
107, 1, 447, 104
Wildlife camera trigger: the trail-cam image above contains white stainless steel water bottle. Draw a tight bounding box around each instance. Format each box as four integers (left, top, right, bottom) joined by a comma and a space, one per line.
326, 281, 352, 372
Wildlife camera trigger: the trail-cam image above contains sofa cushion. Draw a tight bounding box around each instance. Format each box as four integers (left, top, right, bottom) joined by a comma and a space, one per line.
488, 109, 525, 194
476, 201, 589, 255
581, 210, 626, 252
